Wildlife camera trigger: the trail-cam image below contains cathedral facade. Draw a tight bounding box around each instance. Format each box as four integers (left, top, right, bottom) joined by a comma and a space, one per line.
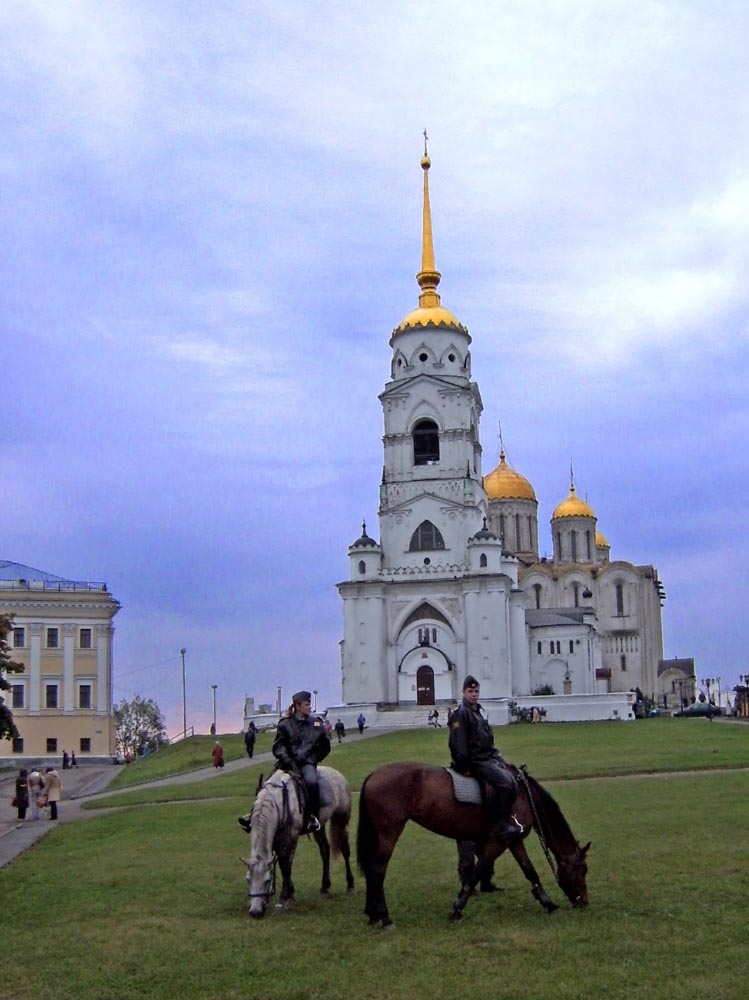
336, 152, 666, 721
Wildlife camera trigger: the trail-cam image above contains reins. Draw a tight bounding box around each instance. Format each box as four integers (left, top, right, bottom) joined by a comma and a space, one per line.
516, 764, 559, 885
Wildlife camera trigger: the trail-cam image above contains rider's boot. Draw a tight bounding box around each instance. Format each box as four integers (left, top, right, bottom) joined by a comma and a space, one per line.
237, 815, 252, 833
494, 813, 524, 840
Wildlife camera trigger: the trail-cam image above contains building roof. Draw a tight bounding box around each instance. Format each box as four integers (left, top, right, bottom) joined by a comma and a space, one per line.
483, 450, 537, 501
526, 607, 592, 627
0, 560, 66, 583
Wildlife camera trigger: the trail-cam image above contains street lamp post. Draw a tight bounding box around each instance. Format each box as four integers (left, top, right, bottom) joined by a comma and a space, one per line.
211, 684, 217, 736
180, 648, 187, 737
312, 689, 318, 712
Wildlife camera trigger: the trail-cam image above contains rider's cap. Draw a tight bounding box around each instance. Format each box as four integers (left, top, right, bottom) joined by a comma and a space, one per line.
292, 690, 312, 703
462, 675, 480, 690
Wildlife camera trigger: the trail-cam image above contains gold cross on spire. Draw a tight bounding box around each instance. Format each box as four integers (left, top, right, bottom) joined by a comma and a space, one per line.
423, 128, 429, 156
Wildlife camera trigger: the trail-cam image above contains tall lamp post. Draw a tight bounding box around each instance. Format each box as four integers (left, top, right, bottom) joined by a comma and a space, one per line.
211, 684, 217, 736
312, 689, 318, 712
180, 648, 187, 737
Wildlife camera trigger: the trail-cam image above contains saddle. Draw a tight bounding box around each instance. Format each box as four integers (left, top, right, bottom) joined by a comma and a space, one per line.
444, 763, 523, 807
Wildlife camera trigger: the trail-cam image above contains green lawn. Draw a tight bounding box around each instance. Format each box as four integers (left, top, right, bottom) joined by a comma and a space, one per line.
1, 720, 746, 1000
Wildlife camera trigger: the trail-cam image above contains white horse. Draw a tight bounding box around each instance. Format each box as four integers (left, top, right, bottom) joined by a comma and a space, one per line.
241, 766, 355, 918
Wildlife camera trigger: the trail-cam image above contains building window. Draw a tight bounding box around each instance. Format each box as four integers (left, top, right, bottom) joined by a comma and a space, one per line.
549, 641, 554, 654
46, 627, 59, 648
358, 560, 366, 574
570, 532, 578, 562
47, 738, 58, 753
80, 737, 91, 753
515, 514, 521, 550
12, 684, 24, 709
480, 553, 488, 568
615, 583, 625, 615
586, 531, 592, 560
569, 640, 574, 654
80, 628, 92, 649
620, 655, 627, 672
537, 642, 542, 655
45, 684, 59, 709
78, 684, 92, 709
12, 737, 23, 753
13, 627, 25, 647
572, 582, 580, 607
533, 583, 542, 610
409, 520, 445, 551
412, 419, 440, 465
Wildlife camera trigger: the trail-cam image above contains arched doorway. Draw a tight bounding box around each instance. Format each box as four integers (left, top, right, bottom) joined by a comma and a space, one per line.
416, 665, 435, 705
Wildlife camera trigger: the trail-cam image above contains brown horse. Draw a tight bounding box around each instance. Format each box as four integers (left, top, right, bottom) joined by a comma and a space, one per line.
356, 761, 590, 927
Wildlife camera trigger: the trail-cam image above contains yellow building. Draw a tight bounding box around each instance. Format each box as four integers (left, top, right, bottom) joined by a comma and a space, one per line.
0, 561, 120, 761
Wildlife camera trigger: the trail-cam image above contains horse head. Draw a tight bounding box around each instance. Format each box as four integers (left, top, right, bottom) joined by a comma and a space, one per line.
556, 841, 590, 908
242, 854, 275, 919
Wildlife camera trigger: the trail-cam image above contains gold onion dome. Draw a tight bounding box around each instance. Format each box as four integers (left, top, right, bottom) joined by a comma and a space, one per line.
483, 451, 537, 501
552, 483, 596, 520
595, 529, 609, 548
392, 144, 469, 339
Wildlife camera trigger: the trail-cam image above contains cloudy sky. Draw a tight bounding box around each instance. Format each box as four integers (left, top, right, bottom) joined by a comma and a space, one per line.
2, 1, 747, 733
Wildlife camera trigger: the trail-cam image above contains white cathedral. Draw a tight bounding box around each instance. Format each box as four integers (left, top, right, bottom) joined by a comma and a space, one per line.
335, 151, 671, 725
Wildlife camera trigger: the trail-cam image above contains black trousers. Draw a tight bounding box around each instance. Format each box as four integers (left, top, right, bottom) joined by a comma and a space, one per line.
472, 758, 518, 817
300, 764, 320, 817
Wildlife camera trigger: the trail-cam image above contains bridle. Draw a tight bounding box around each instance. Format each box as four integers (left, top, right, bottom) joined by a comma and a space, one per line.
246, 775, 296, 905
247, 854, 278, 902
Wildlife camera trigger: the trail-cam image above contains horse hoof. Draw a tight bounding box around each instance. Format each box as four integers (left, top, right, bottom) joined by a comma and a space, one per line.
449, 910, 463, 922
382, 922, 396, 932
347, 887, 356, 895
319, 888, 330, 896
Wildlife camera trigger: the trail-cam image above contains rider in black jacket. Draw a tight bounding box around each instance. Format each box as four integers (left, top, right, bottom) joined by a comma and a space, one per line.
272, 691, 331, 832
449, 675, 523, 840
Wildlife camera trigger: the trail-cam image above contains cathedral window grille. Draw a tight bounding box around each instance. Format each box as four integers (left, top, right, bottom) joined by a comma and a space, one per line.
409, 520, 445, 551
413, 419, 440, 465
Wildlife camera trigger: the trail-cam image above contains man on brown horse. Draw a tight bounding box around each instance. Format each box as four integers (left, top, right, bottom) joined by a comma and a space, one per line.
449, 675, 524, 841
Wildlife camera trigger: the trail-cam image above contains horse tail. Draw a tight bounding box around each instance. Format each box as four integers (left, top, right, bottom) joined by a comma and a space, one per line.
356, 773, 377, 875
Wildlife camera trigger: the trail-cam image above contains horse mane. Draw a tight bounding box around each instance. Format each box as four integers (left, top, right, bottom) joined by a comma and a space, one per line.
523, 772, 577, 849
250, 772, 299, 855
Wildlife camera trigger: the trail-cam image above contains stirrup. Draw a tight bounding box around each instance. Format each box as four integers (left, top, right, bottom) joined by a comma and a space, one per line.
306, 815, 321, 832
496, 815, 524, 839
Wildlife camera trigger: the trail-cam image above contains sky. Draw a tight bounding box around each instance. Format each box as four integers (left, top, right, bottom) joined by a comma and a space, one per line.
2, 1, 747, 734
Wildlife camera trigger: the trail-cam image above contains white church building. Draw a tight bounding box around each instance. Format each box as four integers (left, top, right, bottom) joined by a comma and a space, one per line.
334, 151, 670, 727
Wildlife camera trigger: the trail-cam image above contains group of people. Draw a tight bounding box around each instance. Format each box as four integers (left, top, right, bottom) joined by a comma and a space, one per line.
238, 675, 522, 842
13, 765, 63, 822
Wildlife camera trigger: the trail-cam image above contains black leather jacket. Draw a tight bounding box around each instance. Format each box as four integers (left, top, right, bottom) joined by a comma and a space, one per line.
272, 714, 330, 770
448, 699, 501, 773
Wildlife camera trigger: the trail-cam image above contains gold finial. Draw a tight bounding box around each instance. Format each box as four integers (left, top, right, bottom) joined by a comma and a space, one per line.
498, 421, 506, 462
569, 460, 576, 494
416, 132, 440, 308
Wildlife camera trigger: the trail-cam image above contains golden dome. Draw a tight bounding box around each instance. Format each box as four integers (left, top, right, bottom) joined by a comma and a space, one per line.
483, 452, 537, 501
595, 529, 609, 548
552, 484, 595, 520
393, 305, 469, 337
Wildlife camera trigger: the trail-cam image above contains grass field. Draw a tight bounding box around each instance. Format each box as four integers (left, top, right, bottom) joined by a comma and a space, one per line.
1, 720, 746, 1000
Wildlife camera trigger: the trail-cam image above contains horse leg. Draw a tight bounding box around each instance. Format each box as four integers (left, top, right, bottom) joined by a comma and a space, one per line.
277, 842, 298, 909
362, 829, 403, 928
508, 839, 559, 913
335, 821, 356, 894
314, 827, 332, 895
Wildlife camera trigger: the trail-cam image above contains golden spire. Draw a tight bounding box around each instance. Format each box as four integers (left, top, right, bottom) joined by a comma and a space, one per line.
416, 129, 442, 309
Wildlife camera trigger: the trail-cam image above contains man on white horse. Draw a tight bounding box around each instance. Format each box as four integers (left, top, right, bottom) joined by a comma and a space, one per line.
272, 690, 331, 832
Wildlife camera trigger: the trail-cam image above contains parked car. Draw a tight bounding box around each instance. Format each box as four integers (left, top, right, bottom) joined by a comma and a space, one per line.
673, 703, 724, 718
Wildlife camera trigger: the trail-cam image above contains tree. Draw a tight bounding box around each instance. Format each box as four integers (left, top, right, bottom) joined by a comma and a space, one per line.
114, 695, 167, 755
0, 614, 24, 742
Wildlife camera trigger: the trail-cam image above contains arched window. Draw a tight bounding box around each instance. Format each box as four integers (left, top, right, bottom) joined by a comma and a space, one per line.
480, 553, 488, 568
572, 582, 580, 607
358, 560, 366, 574
615, 583, 625, 615
570, 531, 578, 562
413, 419, 440, 465
409, 520, 445, 551
533, 583, 542, 609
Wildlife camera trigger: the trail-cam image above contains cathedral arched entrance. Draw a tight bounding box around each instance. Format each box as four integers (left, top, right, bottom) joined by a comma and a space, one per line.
416, 665, 435, 705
